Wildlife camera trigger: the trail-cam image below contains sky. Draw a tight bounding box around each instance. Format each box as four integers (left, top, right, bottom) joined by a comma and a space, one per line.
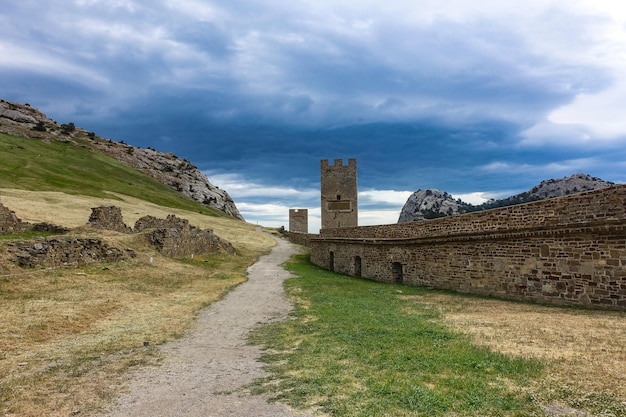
2, 1, 626, 232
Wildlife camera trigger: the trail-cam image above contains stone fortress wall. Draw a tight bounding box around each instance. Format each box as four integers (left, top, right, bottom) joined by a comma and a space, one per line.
290, 159, 626, 310
308, 185, 626, 309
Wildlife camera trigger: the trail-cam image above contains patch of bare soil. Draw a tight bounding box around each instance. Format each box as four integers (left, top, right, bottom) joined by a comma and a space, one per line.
98, 237, 312, 417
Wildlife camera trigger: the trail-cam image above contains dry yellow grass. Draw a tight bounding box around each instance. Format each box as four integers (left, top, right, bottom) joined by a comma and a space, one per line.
406, 293, 626, 402
0, 190, 276, 416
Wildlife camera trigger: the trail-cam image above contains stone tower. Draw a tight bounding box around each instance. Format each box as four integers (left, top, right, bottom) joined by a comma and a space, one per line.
320, 158, 358, 229
289, 209, 308, 233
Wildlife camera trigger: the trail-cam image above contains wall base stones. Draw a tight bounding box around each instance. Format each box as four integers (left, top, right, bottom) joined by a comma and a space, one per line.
6, 237, 136, 268
288, 232, 318, 247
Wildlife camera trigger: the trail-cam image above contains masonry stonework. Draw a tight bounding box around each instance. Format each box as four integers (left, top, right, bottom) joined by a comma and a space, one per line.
308, 185, 626, 310
0, 203, 236, 269
6, 237, 136, 268
0, 202, 29, 233
88, 206, 132, 233
289, 209, 309, 233
135, 214, 236, 257
321, 159, 358, 229
288, 232, 316, 247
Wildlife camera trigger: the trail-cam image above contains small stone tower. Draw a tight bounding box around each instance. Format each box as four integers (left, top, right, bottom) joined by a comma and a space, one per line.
320, 158, 358, 229
289, 209, 308, 233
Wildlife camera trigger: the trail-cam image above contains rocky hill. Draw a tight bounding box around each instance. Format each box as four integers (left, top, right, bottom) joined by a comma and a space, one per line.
397, 189, 462, 222
398, 173, 616, 223
0, 99, 243, 220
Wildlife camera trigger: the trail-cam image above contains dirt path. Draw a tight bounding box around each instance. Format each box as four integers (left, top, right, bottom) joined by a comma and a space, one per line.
99, 236, 312, 417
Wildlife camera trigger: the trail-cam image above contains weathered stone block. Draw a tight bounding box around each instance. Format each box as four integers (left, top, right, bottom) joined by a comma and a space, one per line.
6, 237, 135, 268
87, 206, 132, 233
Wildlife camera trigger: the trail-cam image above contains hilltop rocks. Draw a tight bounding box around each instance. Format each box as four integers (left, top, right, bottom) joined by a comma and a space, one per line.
527, 173, 614, 198
398, 189, 461, 222
91, 144, 244, 220
0, 100, 49, 126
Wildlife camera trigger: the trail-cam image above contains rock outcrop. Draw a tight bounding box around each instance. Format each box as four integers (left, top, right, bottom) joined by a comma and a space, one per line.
526, 173, 614, 199
0, 101, 40, 124
397, 189, 462, 222
399, 173, 616, 223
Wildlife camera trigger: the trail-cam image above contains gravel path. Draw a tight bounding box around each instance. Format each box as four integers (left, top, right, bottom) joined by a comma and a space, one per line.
100, 236, 312, 417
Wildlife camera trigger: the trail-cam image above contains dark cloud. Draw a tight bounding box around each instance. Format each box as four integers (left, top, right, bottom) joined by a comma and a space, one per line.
171, 21, 233, 58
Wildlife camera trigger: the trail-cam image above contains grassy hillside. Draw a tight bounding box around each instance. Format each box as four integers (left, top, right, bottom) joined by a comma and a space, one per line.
0, 132, 225, 217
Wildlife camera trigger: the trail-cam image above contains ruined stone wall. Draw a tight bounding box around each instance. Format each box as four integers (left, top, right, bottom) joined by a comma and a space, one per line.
88, 206, 132, 233
310, 185, 626, 310
135, 214, 235, 257
289, 209, 309, 233
0, 202, 28, 233
5, 237, 136, 268
134, 214, 190, 232
0, 203, 233, 270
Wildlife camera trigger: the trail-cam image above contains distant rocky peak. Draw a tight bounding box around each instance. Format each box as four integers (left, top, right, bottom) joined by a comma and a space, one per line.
528, 173, 614, 199
397, 189, 462, 222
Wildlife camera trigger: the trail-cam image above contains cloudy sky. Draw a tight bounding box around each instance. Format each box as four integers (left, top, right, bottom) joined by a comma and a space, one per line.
3, 1, 626, 232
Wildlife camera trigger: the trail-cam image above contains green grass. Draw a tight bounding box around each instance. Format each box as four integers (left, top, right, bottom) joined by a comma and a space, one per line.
0, 230, 58, 241
0, 133, 224, 216
249, 254, 545, 417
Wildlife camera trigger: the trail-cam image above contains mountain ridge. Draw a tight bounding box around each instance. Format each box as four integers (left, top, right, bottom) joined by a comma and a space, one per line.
398, 173, 617, 223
